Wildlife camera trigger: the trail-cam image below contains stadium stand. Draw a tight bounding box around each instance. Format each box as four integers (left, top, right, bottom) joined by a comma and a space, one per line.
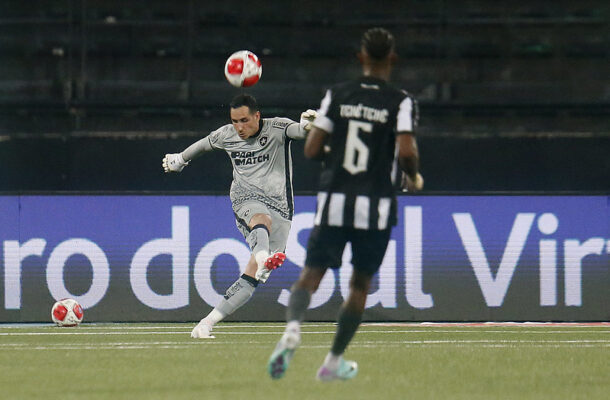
0, 0, 608, 191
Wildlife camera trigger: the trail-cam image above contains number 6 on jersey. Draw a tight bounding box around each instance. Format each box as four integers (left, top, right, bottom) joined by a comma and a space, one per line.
343, 120, 372, 174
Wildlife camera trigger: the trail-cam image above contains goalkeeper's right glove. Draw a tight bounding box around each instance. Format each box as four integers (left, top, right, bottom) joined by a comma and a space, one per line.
300, 109, 318, 133
162, 153, 189, 173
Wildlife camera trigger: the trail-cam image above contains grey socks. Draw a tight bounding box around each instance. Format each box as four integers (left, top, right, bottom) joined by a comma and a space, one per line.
216, 274, 259, 316
249, 224, 270, 255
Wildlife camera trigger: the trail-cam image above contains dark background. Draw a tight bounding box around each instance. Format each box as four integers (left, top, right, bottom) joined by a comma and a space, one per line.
1, 0, 608, 192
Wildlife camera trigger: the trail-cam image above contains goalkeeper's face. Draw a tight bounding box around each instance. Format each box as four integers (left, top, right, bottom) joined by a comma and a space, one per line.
230, 106, 261, 139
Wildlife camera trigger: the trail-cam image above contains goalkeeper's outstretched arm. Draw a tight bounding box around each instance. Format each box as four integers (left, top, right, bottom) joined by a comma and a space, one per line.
285, 109, 318, 140
162, 135, 214, 173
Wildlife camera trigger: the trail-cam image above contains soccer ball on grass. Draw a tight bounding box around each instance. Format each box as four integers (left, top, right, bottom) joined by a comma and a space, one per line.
224, 50, 262, 87
51, 298, 84, 327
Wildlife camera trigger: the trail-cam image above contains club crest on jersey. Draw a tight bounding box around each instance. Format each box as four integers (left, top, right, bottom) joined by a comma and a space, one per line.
258, 135, 268, 147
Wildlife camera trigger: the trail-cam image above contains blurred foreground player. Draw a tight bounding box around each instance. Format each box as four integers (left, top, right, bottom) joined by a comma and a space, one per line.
268, 27, 423, 380
163, 94, 316, 338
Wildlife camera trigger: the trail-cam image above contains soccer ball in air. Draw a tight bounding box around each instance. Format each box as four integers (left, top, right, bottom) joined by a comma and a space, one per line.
224, 50, 262, 87
51, 298, 84, 327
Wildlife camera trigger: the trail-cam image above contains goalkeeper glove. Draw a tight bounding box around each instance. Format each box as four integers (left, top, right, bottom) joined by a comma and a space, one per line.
162, 153, 189, 173
300, 109, 318, 132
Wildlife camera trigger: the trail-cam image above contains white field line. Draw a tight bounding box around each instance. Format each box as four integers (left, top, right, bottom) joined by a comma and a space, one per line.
5, 339, 610, 345
2, 345, 608, 351
380, 323, 610, 328
1, 340, 609, 351
2, 322, 608, 330
1, 329, 609, 336
0, 324, 329, 330
1, 339, 609, 346
413, 322, 610, 327
196, 328, 610, 335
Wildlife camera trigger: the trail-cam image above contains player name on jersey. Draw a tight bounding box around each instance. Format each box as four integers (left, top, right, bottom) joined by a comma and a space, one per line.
339, 103, 389, 123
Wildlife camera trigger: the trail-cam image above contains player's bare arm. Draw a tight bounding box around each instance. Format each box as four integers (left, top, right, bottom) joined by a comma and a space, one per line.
397, 132, 423, 191
304, 126, 329, 159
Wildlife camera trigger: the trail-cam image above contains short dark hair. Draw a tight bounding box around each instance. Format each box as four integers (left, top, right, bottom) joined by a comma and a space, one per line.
361, 27, 395, 60
229, 94, 259, 113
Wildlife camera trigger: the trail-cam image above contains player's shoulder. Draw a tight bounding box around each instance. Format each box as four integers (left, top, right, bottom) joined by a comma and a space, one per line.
207, 123, 235, 144
377, 80, 416, 102
212, 123, 236, 137
264, 117, 297, 131
382, 85, 418, 114
321, 81, 362, 108
397, 87, 417, 101
328, 80, 358, 94
328, 78, 413, 99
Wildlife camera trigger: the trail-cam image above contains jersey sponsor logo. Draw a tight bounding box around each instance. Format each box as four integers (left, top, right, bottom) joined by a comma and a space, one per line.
231, 151, 257, 158
272, 121, 290, 129
340, 103, 389, 123
231, 150, 270, 166
258, 135, 268, 147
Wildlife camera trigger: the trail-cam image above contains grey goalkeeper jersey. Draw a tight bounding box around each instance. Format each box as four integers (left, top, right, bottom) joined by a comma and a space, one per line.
202, 117, 305, 220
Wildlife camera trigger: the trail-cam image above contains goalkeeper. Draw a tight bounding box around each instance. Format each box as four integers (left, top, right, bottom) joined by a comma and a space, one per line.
163, 94, 316, 338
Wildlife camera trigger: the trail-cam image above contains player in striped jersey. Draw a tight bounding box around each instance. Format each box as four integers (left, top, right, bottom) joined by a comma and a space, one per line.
268, 28, 423, 381
163, 94, 316, 338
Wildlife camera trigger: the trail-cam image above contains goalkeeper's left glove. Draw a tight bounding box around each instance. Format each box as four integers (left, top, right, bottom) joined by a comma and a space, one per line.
162, 153, 189, 173
300, 109, 318, 133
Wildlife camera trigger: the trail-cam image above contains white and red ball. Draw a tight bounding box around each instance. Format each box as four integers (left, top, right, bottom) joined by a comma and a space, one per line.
224, 50, 262, 87
51, 298, 84, 327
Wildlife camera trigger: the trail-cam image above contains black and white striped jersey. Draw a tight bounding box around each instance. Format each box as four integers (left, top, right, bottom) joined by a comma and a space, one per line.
311, 76, 418, 230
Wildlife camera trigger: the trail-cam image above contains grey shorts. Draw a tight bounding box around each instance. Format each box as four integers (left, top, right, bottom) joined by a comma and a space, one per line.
233, 200, 291, 253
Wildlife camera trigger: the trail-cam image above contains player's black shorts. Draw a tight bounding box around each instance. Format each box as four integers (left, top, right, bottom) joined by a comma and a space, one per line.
305, 225, 392, 276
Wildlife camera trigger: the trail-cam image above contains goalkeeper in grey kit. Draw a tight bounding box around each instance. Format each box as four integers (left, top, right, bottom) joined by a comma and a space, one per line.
163, 94, 316, 338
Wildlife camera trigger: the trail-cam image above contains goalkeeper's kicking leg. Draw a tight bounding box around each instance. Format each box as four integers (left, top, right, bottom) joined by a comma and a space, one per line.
191, 212, 286, 339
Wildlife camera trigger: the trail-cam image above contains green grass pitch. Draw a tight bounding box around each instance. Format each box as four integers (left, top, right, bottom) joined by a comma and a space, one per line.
1, 322, 608, 399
